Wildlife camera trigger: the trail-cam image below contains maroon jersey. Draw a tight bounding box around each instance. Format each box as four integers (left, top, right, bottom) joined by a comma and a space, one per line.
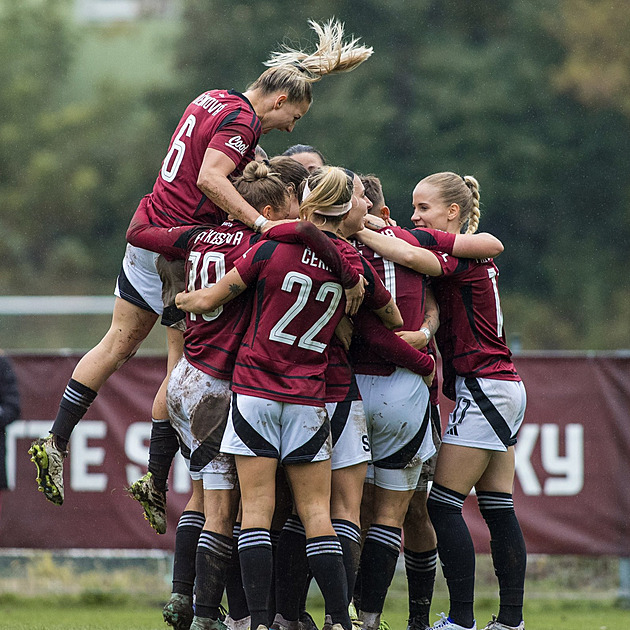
431, 253, 520, 400
232, 240, 350, 406
350, 226, 431, 376
323, 235, 392, 402
143, 90, 261, 229
183, 220, 259, 379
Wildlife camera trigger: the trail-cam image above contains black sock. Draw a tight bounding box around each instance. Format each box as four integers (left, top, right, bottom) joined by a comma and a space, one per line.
404, 547, 437, 627
478, 491, 526, 627
51, 378, 98, 447
195, 530, 233, 619
306, 536, 350, 629
239, 528, 273, 630
359, 524, 402, 615
172, 511, 205, 596
332, 519, 362, 602
268, 529, 282, 626
147, 419, 180, 492
275, 515, 308, 622
226, 523, 249, 621
427, 484, 474, 629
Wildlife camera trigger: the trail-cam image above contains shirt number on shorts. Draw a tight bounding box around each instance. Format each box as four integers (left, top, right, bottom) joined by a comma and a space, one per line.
187, 250, 226, 321
269, 272, 342, 353
161, 114, 196, 183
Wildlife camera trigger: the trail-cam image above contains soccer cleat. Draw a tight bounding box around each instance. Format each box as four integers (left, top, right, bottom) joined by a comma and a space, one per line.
126, 471, 167, 534
271, 614, 300, 630
377, 620, 390, 630
163, 593, 194, 630
407, 616, 430, 630
225, 615, 250, 630
429, 613, 476, 630
299, 611, 319, 630
481, 616, 524, 630
29, 436, 67, 505
349, 602, 362, 630
189, 616, 229, 630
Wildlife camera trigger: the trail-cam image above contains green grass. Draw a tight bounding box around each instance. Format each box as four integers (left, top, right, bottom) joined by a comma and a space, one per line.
0, 580, 629, 630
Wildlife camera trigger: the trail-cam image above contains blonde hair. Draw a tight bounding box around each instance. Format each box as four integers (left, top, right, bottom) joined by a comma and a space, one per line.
233, 161, 290, 214
421, 172, 481, 234
248, 19, 373, 104
299, 166, 353, 224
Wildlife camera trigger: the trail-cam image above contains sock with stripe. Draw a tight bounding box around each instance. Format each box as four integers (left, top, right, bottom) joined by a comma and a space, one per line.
147, 419, 180, 492
478, 491, 526, 628
358, 524, 402, 617
51, 378, 98, 449
195, 529, 233, 619
404, 547, 438, 628
225, 523, 249, 621
427, 483, 474, 629
172, 511, 205, 597
268, 528, 282, 626
239, 528, 273, 630
332, 519, 362, 602
306, 535, 351, 629
275, 515, 308, 622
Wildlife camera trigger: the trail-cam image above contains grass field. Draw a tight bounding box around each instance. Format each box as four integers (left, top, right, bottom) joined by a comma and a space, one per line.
0, 554, 629, 630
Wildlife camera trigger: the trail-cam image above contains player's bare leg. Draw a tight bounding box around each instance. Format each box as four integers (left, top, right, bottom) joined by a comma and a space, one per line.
30, 298, 158, 505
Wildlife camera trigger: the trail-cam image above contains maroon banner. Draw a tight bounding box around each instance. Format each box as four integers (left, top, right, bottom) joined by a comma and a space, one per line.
1, 353, 629, 555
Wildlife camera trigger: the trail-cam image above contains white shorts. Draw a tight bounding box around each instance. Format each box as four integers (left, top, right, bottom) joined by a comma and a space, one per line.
357, 368, 435, 492
166, 358, 237, 490
442, 376, 527, 451
327, 400, 371, 471
115, 243, 163, 315
221, 393, 332, 465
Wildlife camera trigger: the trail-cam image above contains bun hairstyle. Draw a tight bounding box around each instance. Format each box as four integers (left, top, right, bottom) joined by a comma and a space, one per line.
421, 172, 481, 234
268, 155, 309, 195
248, 19, 373, 105
233, 160, 290, 213
299, 166, 354, 222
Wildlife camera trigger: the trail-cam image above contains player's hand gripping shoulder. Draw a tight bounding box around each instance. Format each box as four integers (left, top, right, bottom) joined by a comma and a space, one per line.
345, 275, 366, 317
175, 267, 247, 314
422, 355, 436, 387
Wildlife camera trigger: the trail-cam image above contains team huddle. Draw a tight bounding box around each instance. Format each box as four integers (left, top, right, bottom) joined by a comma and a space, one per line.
28, 19, 527, 630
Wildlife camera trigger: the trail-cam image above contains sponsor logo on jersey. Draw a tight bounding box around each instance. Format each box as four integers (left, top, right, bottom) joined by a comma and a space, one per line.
225, 135, 249, 156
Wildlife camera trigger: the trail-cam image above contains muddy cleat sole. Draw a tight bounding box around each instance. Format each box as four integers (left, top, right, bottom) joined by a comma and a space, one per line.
29, 437, 66, 505
126, 471, 167, 534
163, 593, 194, 629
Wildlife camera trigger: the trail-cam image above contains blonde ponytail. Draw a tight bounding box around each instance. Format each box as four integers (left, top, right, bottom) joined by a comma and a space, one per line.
248, 19, 373, 104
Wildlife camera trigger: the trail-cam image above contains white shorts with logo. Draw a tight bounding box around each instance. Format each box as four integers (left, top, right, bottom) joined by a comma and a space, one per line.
327, 400, 371, 471
166, 357, 237, 490
356, 368, 435, 491
442, 376, 527, 451
221, 393, 332, 465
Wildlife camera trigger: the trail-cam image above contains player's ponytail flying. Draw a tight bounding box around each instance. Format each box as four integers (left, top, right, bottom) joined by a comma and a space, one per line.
248, 19, 373, 104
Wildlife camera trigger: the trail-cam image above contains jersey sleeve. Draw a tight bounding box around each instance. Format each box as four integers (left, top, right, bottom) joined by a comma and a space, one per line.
264, 222, 361, 289
432, 251, 472, 277
207, 116, 259, 170
126, 196, 201, 260
406, 227, 457, 253
352, 310, 434, 376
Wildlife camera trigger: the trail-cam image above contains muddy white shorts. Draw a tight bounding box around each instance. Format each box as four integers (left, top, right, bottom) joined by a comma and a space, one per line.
166, 357, 236, 490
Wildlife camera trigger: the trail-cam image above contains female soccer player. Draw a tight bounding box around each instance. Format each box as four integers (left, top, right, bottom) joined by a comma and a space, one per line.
357, 173, 526, 630
176, 167, 402, 630
29, 19, 373, 512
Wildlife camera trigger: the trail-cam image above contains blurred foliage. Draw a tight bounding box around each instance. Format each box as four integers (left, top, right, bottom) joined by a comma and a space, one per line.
1, 0, 629, 350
